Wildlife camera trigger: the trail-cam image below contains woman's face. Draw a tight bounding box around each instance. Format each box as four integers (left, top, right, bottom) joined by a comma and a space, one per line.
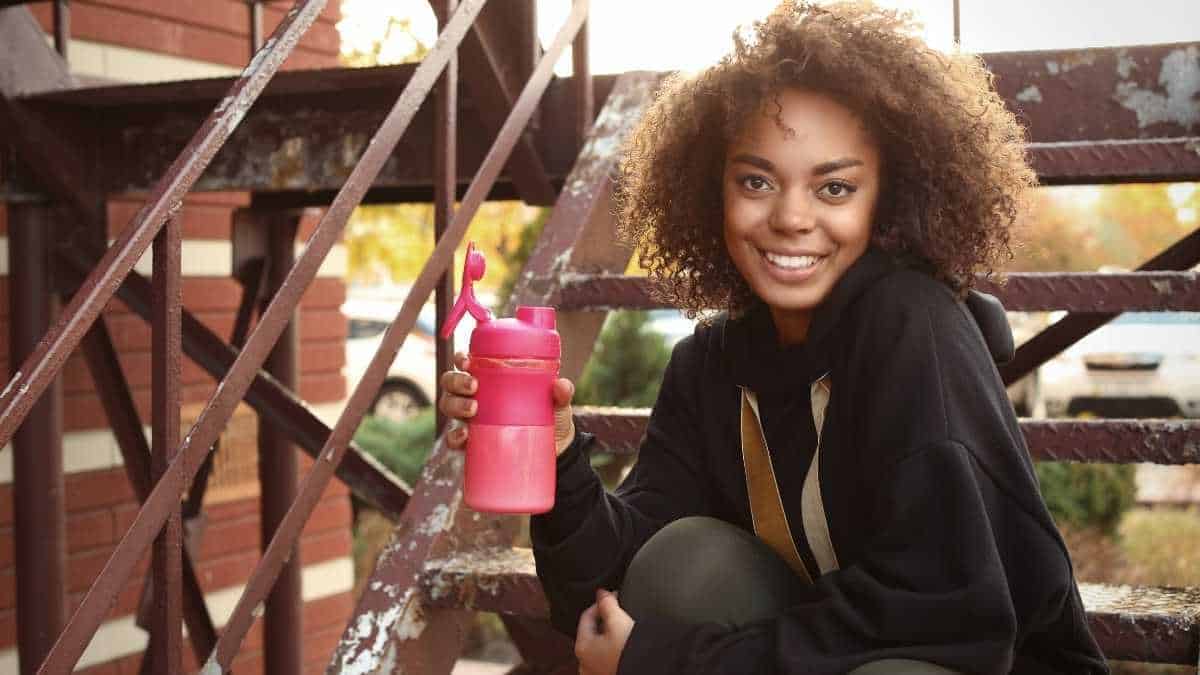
722, 87, 882, 345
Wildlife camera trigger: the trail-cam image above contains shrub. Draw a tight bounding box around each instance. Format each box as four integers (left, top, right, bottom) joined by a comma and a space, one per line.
1035, 462, 1137, 535
352, 409, 436, 486
575, 311, 671, 408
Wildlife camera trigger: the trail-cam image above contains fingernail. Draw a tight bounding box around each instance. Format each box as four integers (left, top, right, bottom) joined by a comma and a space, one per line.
468, 401, 477, 415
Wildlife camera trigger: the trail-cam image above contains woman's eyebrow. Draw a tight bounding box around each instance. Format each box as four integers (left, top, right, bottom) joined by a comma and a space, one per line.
813, 157, 864, 175
729, 153, 775, 172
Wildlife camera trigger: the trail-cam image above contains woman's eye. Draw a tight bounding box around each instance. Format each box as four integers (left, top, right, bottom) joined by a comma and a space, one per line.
819, 181, 857, 200
739, 175, 772, 192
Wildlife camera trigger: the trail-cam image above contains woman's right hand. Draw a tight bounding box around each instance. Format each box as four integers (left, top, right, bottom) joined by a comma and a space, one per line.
438, 352, 577, 455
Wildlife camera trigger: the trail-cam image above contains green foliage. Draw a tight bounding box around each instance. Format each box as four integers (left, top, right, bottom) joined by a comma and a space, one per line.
1035, 462, 1137, 535
352, 410, 436, 486
576, 312, 672, 408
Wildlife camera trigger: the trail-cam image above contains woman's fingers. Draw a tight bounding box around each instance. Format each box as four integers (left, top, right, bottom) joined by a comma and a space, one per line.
452, 351, 469, 371
551, 377, 575, 408
576, 601, 600, 646
437, 394, 477, 420
440, 369, 477, 396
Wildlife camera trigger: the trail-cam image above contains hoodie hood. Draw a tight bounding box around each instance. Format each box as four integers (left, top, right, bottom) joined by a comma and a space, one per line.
722, 247, 1014, 394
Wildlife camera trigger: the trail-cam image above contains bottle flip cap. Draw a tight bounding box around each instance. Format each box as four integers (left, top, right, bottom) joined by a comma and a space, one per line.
441, 242, 495, 339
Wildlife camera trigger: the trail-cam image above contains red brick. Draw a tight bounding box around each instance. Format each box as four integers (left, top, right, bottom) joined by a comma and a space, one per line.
232, 646, 265, 675
68, 508, 118, 553
0, 486, 11, 526
300, 527, 352, 565
197, 513, 259, 560
0, 528, 11, 568
30, 3, 339, 70
0, 607, 13, 649
194, 548, 257, 591
303, 622, 349, 671
66, 469, 136, 512
0, 569, 13, 610
301, 494, 352, 536
107, 198, 233, 240
305, 590, 354, 632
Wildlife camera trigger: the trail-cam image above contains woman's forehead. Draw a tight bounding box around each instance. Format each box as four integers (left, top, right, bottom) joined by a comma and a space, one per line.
726, 89, 880, 165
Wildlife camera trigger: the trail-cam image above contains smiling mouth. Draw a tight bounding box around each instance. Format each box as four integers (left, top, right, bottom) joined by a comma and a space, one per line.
759, 249, 827, 271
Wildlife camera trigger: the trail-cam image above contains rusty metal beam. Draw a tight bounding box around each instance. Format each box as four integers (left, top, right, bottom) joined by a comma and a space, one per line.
328, 440, 476, 672
213, 4, 586, 667
8, 204, 67, 675
423, 547, 549, 616
54, 242, 412, 520
1028, 138, 1200, 185
988, 42, 1200, 143
432, 0, 458, 436
573, 407, 1200, 465
0, 0, 326, 452
552, 271, 1200, 313
975, 271, 1200, 312
571, 0, 593, 147
146, 214, 183, 675
258, 213, 303, 675
9, 42, 1196, 202
458, 0, 556, 205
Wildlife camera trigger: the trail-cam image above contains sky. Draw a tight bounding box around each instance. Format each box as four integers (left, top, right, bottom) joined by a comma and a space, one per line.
338, 0, 1200, 75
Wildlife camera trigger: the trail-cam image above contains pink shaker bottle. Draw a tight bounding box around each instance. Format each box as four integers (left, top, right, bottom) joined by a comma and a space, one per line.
440, 242, 561, 514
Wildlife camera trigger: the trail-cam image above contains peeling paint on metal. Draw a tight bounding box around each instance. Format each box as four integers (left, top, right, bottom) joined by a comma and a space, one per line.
333, 589, 412, 675
1150, 279, 1173, 295
1116, 49, 1138, 78
1016, 85, 1043, 103
269, 136, 307, 188
1114, 46, 1200, 130
1046, 60, 1060, 75
416, 503, 452, 536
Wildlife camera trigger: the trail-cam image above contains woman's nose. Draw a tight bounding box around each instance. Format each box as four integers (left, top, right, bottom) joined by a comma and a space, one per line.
769, 189, 815, 232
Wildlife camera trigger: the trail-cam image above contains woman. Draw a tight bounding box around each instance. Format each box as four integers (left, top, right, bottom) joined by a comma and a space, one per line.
440, 2, 1107, 673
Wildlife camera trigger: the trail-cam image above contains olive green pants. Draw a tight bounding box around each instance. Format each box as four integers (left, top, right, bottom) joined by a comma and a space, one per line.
619, 516, 960, 675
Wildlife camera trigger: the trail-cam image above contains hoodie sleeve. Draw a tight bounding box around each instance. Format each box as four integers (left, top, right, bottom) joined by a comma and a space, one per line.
530, 335, 712, 638
615, 273, 1025, 675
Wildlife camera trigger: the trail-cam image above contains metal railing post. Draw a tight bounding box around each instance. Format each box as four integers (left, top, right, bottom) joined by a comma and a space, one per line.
433, 0, 459, 436
258, 211, 304, 675
8, 204, 67, 675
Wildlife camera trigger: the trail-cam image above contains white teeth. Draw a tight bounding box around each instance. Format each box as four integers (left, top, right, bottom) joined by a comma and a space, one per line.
763, 251, 823, 269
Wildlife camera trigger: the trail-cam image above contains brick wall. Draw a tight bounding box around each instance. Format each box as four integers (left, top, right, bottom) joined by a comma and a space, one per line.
1, 2, 360, 672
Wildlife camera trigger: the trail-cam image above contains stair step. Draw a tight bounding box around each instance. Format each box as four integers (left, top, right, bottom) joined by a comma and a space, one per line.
573, 408, 1200, 466
423, 548, 1200, 665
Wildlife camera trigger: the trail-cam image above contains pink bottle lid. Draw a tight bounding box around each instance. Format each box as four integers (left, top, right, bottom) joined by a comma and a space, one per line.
470, 308, 560, 360
440, 242, 560, 360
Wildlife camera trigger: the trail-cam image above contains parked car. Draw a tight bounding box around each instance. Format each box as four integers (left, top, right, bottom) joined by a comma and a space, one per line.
342, 298, 474, 423
1036, 311, 1200, 418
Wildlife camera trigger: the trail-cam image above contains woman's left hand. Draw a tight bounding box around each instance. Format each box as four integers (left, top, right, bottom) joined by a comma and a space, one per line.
575, 588, 634, 675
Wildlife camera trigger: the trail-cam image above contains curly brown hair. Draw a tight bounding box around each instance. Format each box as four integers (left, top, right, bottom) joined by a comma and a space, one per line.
614, 0, 1036, 318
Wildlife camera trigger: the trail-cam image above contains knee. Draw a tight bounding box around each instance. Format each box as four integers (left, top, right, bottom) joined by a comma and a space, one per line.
619, 516, 804, 627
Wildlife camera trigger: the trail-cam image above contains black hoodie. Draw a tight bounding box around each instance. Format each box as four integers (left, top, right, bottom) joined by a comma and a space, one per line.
531, 247, 1109, 674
